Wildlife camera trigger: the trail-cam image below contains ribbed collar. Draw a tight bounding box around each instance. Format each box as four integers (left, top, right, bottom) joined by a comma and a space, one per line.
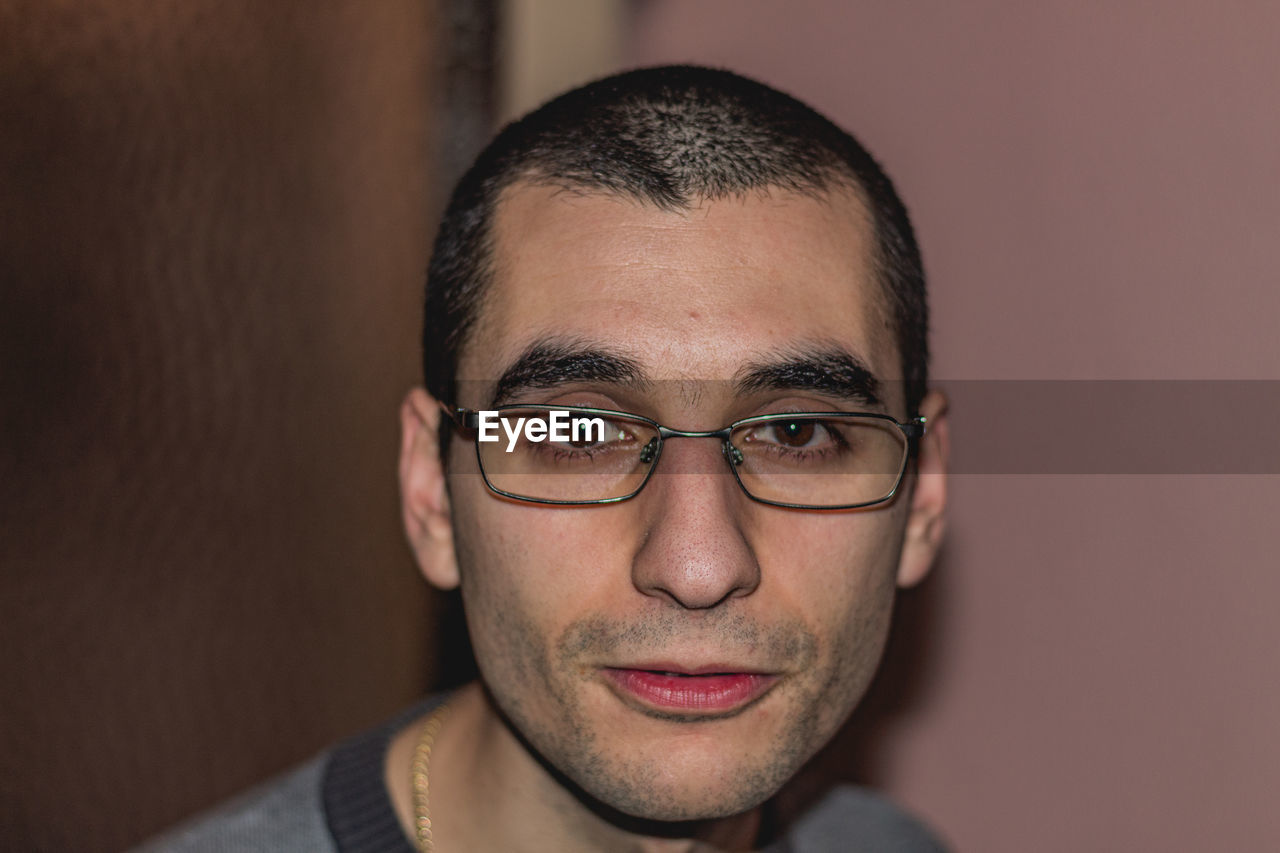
322, 695, 444, 852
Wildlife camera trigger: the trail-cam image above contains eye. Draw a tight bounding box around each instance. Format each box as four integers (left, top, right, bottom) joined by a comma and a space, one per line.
562, 430, 621, 450
738, 417, 847, 455
548, 418, 639, 452
750, 418, 832, 450
771, 419, 818, 447
565, 431, 597, 449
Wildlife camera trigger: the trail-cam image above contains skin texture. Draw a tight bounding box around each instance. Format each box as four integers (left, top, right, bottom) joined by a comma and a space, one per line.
395, 183, 949, 852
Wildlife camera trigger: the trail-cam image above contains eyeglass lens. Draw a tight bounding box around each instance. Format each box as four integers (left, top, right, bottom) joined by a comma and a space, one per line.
475, 408, 908, 508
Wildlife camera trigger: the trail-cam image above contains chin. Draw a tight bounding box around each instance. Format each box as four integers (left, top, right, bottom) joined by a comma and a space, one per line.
590, 780, 774, 824
567, 743, 799, 824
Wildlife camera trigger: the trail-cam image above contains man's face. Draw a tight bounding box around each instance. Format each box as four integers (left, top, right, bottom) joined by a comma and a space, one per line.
443, 183, 922, 821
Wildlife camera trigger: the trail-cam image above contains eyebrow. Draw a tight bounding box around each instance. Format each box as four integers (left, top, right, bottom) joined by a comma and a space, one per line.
489, 338, 649, 406
733, 346, 884, 409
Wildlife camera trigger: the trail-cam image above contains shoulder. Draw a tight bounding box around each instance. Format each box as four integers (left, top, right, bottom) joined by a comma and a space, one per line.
785, 786, 949, 853
130, 694, 447, 853
131, 755, 335, 853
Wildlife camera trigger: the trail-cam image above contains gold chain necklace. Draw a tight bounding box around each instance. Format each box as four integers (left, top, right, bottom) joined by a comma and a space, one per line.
410, 701, 451, 853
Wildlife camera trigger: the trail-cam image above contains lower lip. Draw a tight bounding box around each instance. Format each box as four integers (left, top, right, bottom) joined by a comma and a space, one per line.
603, 668, 777, 713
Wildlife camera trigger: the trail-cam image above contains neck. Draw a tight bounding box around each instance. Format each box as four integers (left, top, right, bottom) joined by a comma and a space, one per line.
385, 682, 764, 853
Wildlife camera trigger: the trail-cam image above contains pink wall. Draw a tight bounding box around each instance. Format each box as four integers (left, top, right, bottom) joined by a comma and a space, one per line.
630, 3, 1280, 850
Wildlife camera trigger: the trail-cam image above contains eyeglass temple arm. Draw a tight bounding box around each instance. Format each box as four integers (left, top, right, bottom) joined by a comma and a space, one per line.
901, 416, 928, 459
439, 402, 480, 432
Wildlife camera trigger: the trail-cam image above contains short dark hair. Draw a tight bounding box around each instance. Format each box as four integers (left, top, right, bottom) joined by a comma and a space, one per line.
423, 65, 927, 415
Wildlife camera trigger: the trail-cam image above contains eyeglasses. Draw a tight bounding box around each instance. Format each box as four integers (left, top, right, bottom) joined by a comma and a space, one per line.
445, 404, 925, 510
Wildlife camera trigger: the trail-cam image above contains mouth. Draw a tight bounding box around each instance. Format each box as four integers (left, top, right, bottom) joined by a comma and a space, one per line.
601, 664, 780, 718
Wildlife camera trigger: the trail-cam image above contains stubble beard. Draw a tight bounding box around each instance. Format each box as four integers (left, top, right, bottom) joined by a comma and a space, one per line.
466, 590, 894, 826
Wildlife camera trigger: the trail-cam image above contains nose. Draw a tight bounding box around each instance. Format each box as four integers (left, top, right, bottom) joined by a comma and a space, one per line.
630, 437, 761, 609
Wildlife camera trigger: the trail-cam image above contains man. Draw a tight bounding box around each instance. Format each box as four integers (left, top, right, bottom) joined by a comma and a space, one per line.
142, 65, 949, 852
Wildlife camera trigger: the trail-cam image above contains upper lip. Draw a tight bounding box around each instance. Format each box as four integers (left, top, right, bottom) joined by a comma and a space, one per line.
607, 662, 776, 676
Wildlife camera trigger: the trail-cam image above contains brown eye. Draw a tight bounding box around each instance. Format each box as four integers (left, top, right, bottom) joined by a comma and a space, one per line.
773, 420, 815, 447
556, 420, 634, 450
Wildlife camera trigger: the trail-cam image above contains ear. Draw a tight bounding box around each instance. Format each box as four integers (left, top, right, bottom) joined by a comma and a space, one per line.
398, 388, 460, 590
896, 390, 950, 588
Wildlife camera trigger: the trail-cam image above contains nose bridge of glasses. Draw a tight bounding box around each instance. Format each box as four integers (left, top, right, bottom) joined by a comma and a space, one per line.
646, 427, 740, 476
655, 426, 740, 468
656, 425, 735, 440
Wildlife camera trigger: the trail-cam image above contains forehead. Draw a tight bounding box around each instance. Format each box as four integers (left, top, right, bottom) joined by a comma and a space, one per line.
462, 181, 895, 392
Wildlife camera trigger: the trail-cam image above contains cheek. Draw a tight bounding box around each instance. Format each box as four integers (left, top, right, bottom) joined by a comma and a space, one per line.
449, 488, 632, 683
750, 509, 905, 720
448, 486, 542, 688
816, 515, 904, 670
752, 503, 906, 616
